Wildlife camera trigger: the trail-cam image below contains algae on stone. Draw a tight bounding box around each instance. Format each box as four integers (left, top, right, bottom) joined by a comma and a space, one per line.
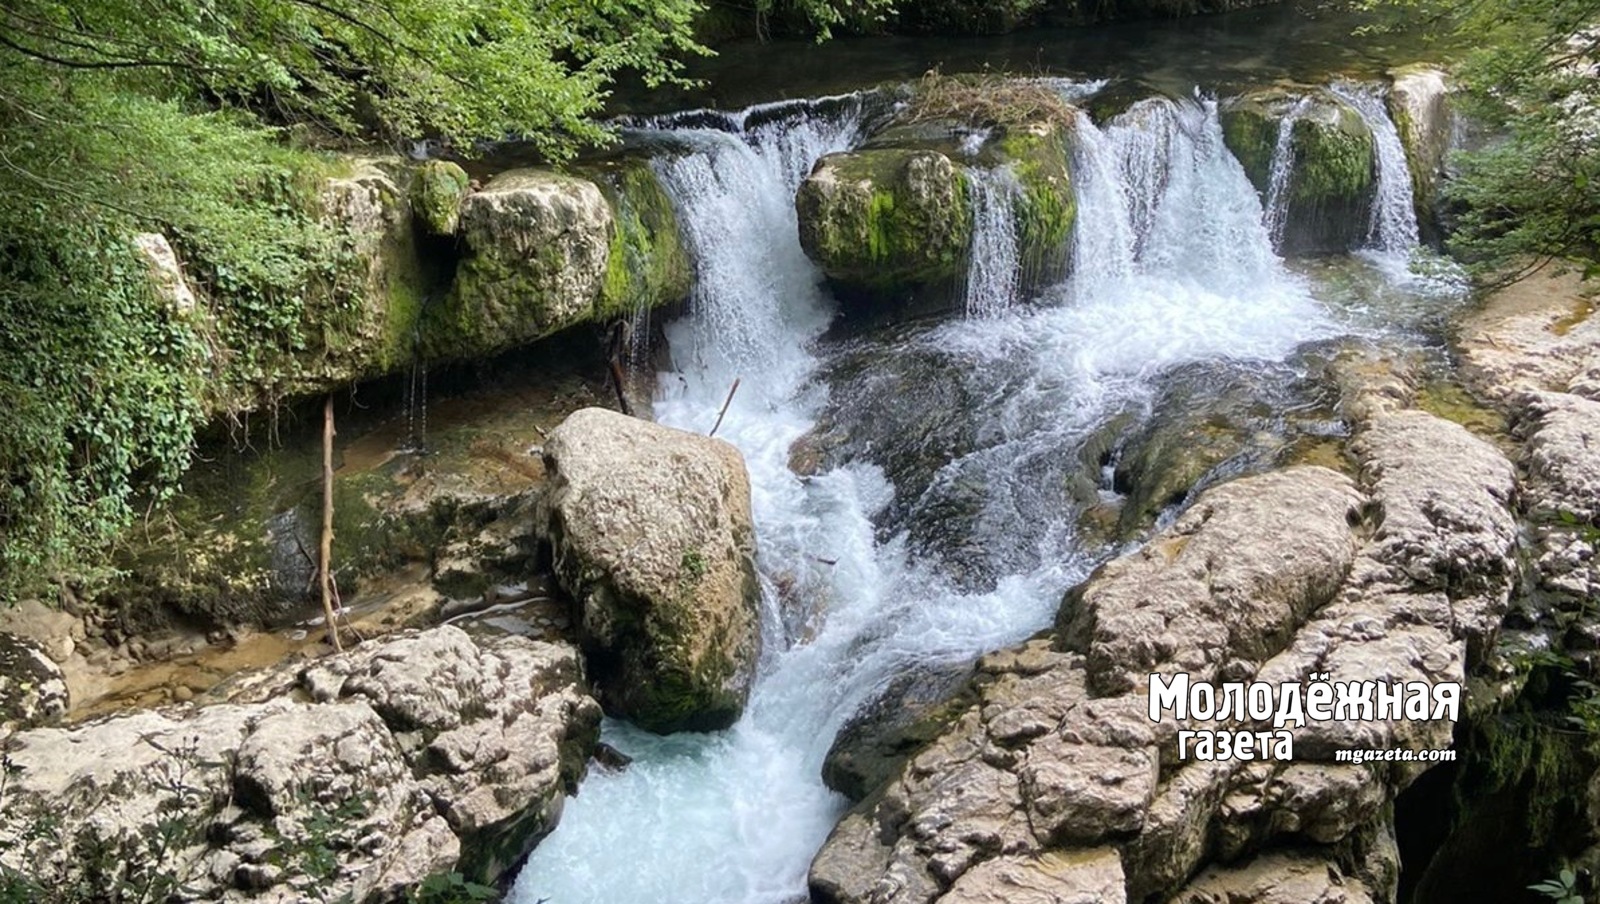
411, 159, 471, 235
796, 148, 973, 290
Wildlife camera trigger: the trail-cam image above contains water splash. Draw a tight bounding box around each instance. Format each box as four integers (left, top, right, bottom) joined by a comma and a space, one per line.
963, 166, 1023, 318
1330, 81, 1420, 255
1263, 96, 1311, 251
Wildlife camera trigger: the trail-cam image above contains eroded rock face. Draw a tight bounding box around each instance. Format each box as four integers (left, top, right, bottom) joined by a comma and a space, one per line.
797, 148, 974, 291
1387, 65, 1453, 232
0, 632, 69, 731
809, 385, 1519, 903
542, 407, 761, 733
0, 626, 599, 900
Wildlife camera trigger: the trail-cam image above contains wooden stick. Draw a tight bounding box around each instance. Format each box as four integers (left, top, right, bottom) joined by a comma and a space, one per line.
319, 394, 342, 653
709, 378, 741, 438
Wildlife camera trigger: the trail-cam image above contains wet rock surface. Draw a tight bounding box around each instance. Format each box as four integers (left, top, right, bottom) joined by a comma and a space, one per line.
808, 371, 1519, 903
0, 625, 600, 900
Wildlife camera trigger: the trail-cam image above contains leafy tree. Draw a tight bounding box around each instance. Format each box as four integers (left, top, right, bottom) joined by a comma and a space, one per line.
0, 0, 710, 601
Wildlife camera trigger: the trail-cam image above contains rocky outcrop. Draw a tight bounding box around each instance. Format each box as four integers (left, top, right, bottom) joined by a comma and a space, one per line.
0, 632, 69, 731
428, 165, 689, 360
542, 407, 762, 733
1222, 89, 1376, 254
1387, 65, 1453, 233
1457, 266, 1600, 403
808, 370, 1519, 903
797, 148, 974, 291
0, 626, 600, 900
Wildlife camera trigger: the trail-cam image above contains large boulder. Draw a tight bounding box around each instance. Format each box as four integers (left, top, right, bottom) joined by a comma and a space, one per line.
426, 165, 689, 362
429, 170, 613, 358
1222, 89, 1376, 254
0, 626, 599, 900
797, 148, 973, 292
542, 407, 762, 733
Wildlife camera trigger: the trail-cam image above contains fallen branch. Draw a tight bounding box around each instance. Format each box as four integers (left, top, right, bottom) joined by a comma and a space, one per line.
709, 378, 741, 438
319, 394, 343, 653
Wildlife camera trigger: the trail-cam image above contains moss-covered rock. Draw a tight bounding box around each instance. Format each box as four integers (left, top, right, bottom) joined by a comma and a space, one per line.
796, 148, 973, 291
583, 158, 693, 322
992, 120, 1076, 286
1221, 89, 1377, 255
428, 166, 690, 362
542, 408, 761, 734
411, 159, 470, 235
427, 170, 613, 360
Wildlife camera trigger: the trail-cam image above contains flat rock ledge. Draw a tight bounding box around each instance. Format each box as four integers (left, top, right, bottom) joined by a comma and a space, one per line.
0, 625, 600, 901
810, 370, 1519, 904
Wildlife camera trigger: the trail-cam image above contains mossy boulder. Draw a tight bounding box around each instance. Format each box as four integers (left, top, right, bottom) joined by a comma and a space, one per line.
411, 159, 471, 235
795, 148, 973, 292
582, 158, 693, 322
990, 120, 1076, 287
541, 408, 762, 734
428, 167, 689, 362
1221, 89, 1377, 255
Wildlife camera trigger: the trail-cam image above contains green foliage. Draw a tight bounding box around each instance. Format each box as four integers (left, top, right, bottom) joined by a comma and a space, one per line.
0, 69, 350, 602
1530, 867, 1584, 904
1354, 0, 1600, 277
0, 0, 716, 603
409, 871, 500, 904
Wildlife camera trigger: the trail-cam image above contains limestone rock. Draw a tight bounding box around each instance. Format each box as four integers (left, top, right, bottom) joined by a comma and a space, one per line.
1062, 467, 1364, 696
1456, 266, 1600, 401
0, 625, 599, 900
1516, 390, 1600, 523
1173, 850, 1377, 904
542, 407, 761, 732
0, 632, 68, 731
797, 148, 973, 290
434, 169, 614, 358
131, 232, 198, 313
1387, 65, 1453, 230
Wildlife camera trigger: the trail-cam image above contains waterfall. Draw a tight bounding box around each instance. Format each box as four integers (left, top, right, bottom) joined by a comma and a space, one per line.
512, 91, 1348, 904
1263, 97, 1311, 250
1330, 82, 1421, 255
963, 166, 1023, 318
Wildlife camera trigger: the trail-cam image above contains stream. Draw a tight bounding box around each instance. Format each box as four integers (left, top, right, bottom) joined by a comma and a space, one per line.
509, 70, 1467, 904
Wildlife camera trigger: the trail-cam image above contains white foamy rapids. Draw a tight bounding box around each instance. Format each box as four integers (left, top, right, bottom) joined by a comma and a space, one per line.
1263, 97, 1311, 251
514, 92, 1346, 904
963, 166, 1023, 318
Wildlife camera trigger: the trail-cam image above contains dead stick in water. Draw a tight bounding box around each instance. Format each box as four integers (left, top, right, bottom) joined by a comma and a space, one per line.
709, 378, 741, 438
319, 394, 343, 653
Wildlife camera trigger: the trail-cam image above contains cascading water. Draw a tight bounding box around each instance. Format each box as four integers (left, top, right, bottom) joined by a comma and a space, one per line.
1331, 82, 1421, 255
962, 166, 1023, 317
513, 92, 1357, 904
1263, 97, 1311, 251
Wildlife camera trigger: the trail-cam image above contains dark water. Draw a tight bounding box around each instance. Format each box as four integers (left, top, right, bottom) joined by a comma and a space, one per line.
612, 2, 1461, 113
